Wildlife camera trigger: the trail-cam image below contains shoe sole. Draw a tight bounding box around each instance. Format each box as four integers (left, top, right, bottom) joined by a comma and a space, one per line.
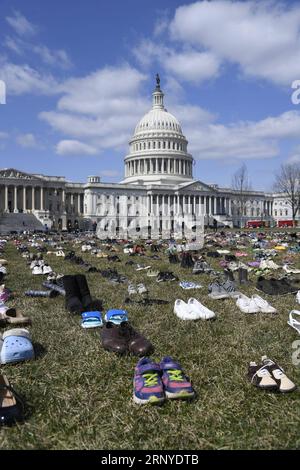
133, 393, 165, 405
165, 390, 195, 400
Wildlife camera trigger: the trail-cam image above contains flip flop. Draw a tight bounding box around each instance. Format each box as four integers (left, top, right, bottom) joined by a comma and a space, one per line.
105, 309, 129, 325
81, 311, 103, 329
288, 310, 300, 334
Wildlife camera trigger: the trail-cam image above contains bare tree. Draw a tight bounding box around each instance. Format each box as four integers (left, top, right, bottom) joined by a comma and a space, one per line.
274, 163, 300, 227
231, 164, 252, 226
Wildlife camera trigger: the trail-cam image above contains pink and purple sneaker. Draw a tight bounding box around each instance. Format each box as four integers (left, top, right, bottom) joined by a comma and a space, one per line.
133, 357, 165, 405
160, 356, 195, 400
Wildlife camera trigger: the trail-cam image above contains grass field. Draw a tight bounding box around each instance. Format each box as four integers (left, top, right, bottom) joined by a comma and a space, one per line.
1, 234, 300, 450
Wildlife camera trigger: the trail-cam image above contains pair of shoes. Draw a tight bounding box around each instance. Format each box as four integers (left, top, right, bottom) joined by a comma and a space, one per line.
179, 281, 202, 290
32, 265, 52, 275
208, 280, 240, 299
224, 267, 249, 284
156, 271, 178, 282
0, 373, 25, 426
128, 283, 148, 295
174, 299, 215, 320
62, 274, 102, 314
82, 308, 129, 329
101, 321, 153, 356
248, 356, 296, 392
0, 328, 34, 364
236, 294, 277, 314
133, 357, 195, 405
192, 261, 212, 274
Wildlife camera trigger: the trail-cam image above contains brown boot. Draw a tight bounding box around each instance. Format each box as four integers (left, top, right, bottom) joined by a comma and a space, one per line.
125, 323, 153, 356
100, 322, 128, 354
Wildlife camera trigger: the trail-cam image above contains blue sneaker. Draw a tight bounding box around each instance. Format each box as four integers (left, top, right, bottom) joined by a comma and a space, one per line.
160, 357, 195, 400
133, 357, 165, 405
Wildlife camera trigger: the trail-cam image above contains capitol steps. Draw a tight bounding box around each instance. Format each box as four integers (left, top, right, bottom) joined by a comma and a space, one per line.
0, 213, 45, 234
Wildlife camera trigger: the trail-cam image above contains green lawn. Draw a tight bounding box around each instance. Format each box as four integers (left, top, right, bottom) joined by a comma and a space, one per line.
1, 235, 300, 450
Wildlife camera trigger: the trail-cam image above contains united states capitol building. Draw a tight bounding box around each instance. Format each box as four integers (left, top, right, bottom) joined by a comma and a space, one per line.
0, 76, 293, 235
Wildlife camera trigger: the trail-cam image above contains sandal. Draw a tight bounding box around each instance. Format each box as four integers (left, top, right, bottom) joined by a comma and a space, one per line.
288, 310, 300, 334
0, 374, 25, 426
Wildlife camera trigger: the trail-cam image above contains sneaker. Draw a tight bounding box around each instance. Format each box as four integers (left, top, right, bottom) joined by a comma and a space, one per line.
147, 269, 159, 277
179, 281, 202, 290
187, 298, 216, 320
160, 357, 195, 400
137, 283, 148, 294
133, 357, 165, 405
252, 295, 277, 314
128, 284, 137, 295
236, 294, 260, 314
261, 356, 297, 393
32, 266, 43, 275
248, 362, 278, 390
296, 291, 300, 304
42, 265, 52, 275
208, 281, 230, 299
174, 299, 203, 320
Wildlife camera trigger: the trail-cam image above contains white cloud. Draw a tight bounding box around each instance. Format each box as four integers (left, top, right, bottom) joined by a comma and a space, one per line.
56, 140, 98, 156
164, 50, 220, 83
0, 59, 61, 95
16, 133, 38, 148
182, 110, 300, 160
4, 36, 23, 55
40, 65, 149, 152
33, 45, 72, 69
170, 0, 300, 86
6, 11, 37, 37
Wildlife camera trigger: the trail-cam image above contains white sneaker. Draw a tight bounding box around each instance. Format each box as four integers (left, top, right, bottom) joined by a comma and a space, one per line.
187, 298, 216, 320
174, 299, 202, 320
32, 266, 43, 275
266, 260, 280, 270
30, 260, 38, 269
283, 264, 300, 274
296, 291, 300, 304
252, 295, 277, 314
259, 260, 269, 270
236, 294, 260, 314
43, 265, 53, 275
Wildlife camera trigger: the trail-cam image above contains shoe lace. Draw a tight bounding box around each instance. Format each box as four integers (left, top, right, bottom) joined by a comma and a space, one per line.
168, 369, 185, 382
143, 373, 159, 387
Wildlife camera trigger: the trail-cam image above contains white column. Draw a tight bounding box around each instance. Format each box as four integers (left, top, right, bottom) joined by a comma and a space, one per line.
40, 187, 44, 211
177, 195, 180, 215
23, 187, 26, 212
4, 186, 8, 212
14, 186, 18, 213
62, 189, 66, 212
156, 158, 158, 173
32, 186, 35, 211
77, 194, 81, 214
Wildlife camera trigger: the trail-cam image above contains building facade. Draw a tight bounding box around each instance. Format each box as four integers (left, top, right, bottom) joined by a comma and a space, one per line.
0, 77, 296, 234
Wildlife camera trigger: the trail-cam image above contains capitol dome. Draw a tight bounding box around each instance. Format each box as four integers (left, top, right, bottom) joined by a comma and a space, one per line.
122, 75, 194, 185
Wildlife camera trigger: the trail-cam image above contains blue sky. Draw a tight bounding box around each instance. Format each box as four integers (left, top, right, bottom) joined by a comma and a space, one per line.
1, 0, 300, 190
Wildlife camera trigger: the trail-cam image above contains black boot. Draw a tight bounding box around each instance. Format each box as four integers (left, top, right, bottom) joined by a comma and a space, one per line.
62, 275, 83, 314
224, 269, 235, 281
239, 268, 248, 285
75, 274, 92, 308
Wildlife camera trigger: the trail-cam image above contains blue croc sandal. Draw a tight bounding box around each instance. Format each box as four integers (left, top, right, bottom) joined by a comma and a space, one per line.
105, 309, 128, 325
81, 311, 103, 329
0, 328, 35, 365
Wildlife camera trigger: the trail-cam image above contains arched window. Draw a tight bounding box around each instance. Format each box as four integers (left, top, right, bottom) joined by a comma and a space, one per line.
153, 141, 156, 149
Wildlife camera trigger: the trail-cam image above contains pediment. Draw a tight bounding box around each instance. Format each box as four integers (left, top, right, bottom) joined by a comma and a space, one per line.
178, 180, 217, 193
0, 168, 41, 181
